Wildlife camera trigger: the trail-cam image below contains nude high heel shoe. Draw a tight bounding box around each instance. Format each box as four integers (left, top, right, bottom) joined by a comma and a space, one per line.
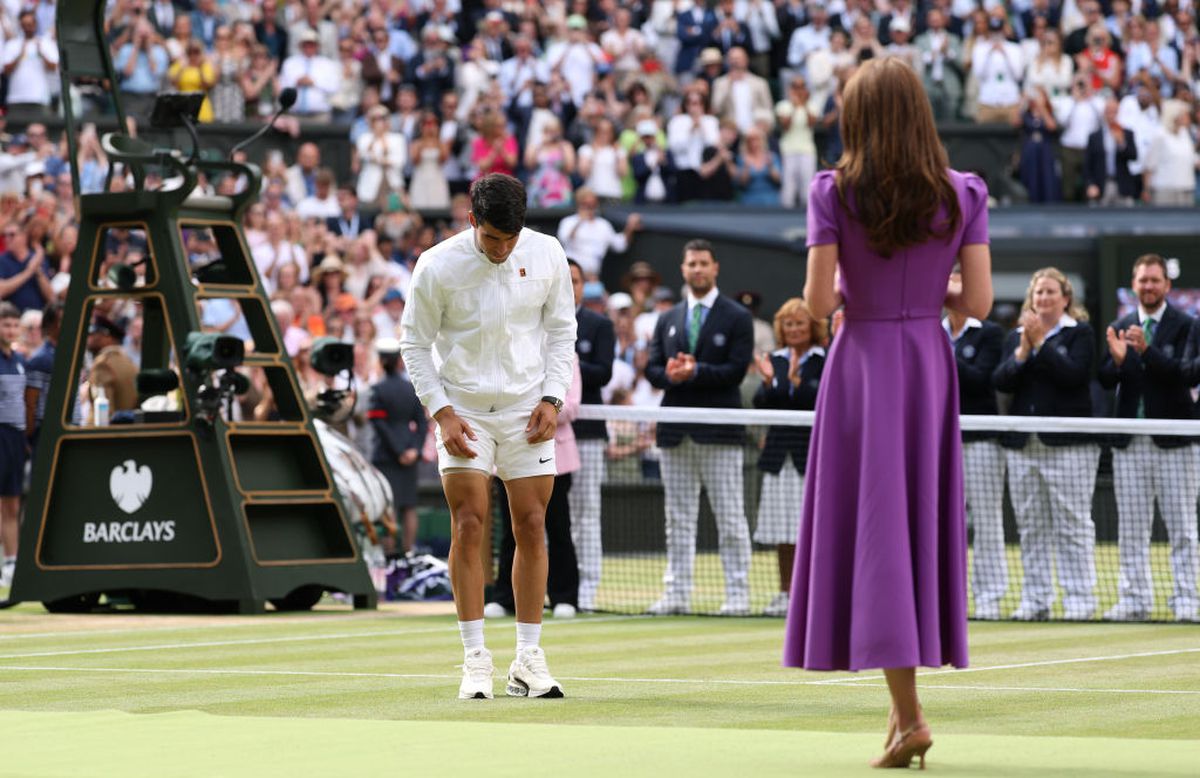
871, 723, 933, 769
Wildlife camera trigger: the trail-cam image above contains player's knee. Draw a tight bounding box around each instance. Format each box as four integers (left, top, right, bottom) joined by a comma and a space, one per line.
511, 512, 546, 547
451, 512, 486, 547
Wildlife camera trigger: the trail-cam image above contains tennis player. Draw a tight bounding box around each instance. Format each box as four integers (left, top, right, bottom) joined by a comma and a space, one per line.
399, 173, 577, 700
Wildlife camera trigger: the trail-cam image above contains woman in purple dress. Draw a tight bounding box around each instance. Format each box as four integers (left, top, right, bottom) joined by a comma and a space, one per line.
786, 57, 993, 769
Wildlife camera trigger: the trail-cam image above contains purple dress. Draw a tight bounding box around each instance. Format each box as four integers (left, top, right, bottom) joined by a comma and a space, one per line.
783, 169, 989, 671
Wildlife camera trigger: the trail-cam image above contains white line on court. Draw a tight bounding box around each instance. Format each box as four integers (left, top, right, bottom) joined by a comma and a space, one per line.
0, 615, 644, 660
0, 665, 1196, 697
807, 647, 1200, 684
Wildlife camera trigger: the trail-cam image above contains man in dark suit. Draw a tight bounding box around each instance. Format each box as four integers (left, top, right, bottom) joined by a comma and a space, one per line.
565, 258, 614, 612
1099, 254, 1198, 622
675, 2, 717, 77
944, 286, 1006, 620
368, 337, 428, 554
326, 187, 365, 250
1084, 97, 1138, 206
645, 239, 754, 615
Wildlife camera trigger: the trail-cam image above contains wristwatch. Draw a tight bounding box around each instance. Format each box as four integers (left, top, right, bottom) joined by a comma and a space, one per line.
541, 395, 564, 413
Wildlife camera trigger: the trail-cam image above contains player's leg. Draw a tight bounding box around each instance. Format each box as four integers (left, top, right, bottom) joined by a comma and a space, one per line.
442, 469, 496, 699
503, 473, 563, 698
487, 477, 517, 617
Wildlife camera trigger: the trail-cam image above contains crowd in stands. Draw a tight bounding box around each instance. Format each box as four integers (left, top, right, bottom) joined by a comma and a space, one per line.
1, 1, 1199, 468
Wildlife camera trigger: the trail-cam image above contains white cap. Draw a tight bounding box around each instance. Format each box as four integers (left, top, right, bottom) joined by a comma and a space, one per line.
889, 16, 911, 33
375, 337, 401, 355
607, 292, 634, 312
636, 119, 658, 136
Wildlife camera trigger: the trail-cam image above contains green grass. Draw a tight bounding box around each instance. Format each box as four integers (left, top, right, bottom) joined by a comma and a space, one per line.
596, 544, 1193, 619
0, 605, 1196, 776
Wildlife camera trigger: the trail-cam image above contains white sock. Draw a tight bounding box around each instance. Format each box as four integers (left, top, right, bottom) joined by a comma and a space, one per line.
3, 556, 14, 566
459, 619, 485, 654
516, 622, 541, 652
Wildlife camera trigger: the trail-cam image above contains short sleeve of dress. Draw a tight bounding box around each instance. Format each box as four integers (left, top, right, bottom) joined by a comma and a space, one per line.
960, 173, 990, 246
806, 170, 840, 248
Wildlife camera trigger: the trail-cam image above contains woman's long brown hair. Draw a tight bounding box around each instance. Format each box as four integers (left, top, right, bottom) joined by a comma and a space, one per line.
836, 57, 961, 257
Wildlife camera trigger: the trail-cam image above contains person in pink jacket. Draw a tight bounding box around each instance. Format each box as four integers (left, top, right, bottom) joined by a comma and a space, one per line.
487, 356, 583, 618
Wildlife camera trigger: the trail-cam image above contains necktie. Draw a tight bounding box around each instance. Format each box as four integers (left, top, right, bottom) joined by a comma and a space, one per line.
688, 304, 704, 352
299, 58, 311, 113
1137, 319, 1156, 419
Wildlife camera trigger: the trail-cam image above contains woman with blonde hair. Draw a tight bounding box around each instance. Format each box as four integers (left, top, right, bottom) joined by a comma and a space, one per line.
789, 56, 993, 769
752, 298, 826, 618
993, 267, 1099, 623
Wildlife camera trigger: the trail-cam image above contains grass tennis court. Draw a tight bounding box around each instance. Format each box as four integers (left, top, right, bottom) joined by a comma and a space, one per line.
0, 603, 1196, 776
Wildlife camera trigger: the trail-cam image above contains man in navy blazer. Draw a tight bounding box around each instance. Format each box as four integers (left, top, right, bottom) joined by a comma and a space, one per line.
675, 2, 717, 76
645, 239, 753, 615
943, 296, 1007, 620
1099, 254, 1199, 622
566, 259, 614, 612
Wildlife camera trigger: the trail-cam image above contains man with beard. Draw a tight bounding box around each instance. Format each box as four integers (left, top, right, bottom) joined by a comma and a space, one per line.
1101, 254, 1199, 622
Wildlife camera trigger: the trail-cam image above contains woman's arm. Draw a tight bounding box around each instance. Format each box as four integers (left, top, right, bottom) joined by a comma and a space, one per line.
946, 243, 993, 320
804, 244, 841, 319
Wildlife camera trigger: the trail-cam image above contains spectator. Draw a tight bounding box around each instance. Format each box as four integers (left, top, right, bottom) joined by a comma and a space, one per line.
164, 14, 192, 62
993, 267, 1099, 621
1078, 24, 1123, 94
775, 76, 818, 208
169, 40, 217, 122
287, 0, 338, 59
280, 29, 340, 122
710, 0, 749, 56
738, 0, 780, 77
210, 26, 249, 123
550, 15, 607, 106
556, 187, 641, 279
372, 287, 405, 341
710, 47, 772, 134
0, 220, 53, 313
86, 315, 138, 414
578, 117, 628, 202
675, 0, 717, 79
470, 109, 519, 180
408, 111, 452, 210
525, 117, 576, 208
2, 10, 58, 118
914, 8, 964, 121
369, 337, 427, 555
326, 187, 365, 247
696, 46, 726, 90
786, 2, 831, 78
1065, 1, 1110, 58
667, 87, 720, 201
1017, 87, 1062, 203
1025, 28, 1073, 111
330, 36, 364, 124
1085, 97, 1139, 206
645, 239, 754, 615
362, 24, 405, 108
601, 8, 647, 82
297, 168, 341, 220
355, 106, 408, 207
972, 16, 1024, 125
410, 26, 456, 110
191, 0, 226, 52
285, 143, 321, 208
500, 35, 549, 111
113, 18, 169, 120
243, 44, 283, 122
24, 300, 60, 450
630, 119, 677, 204
253, 0, 289, 61
734, 126, 781, 205
0, 301, 24, 587
148, 0, 178, 39
697, 119, 739, 201
1058, 75, 1105, 202
1142, 102, 1199, 206
751, 297, 825, 617
885, 16, 919, 67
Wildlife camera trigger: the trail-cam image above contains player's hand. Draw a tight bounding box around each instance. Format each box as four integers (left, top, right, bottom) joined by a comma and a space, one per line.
1105, 326, 1128, 365
399, 448, 419, 466
525, 401, 557, 444
435, 407, 477, 458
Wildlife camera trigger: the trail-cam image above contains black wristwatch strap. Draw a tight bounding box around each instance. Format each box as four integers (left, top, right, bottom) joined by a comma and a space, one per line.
541, 395, 563, 412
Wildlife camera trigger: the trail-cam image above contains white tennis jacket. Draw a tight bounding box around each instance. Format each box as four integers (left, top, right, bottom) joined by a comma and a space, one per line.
399, 227, 577, 416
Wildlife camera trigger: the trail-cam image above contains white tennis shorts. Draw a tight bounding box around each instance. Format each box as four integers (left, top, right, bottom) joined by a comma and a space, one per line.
435, 403, 556, 481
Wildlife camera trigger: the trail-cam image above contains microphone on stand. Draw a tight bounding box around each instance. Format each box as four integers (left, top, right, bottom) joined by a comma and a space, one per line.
228, 87, 298, 160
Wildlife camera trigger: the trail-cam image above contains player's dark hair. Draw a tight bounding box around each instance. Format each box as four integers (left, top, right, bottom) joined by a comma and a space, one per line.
0, 301, 19, 320
566, 258, 582, 274
682, 238, 716, 261
470, 174, 527, 236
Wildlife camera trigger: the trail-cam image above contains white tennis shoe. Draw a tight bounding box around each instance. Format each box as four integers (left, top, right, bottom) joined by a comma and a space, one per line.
506, 646, 564, 698
458, 648, 495, 700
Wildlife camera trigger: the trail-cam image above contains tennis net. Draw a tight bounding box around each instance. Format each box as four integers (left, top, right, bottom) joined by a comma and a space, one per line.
563, 404, 1200, 622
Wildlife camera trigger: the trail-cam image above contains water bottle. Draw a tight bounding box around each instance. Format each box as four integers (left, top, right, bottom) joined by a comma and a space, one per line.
94, 386, 110, 427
